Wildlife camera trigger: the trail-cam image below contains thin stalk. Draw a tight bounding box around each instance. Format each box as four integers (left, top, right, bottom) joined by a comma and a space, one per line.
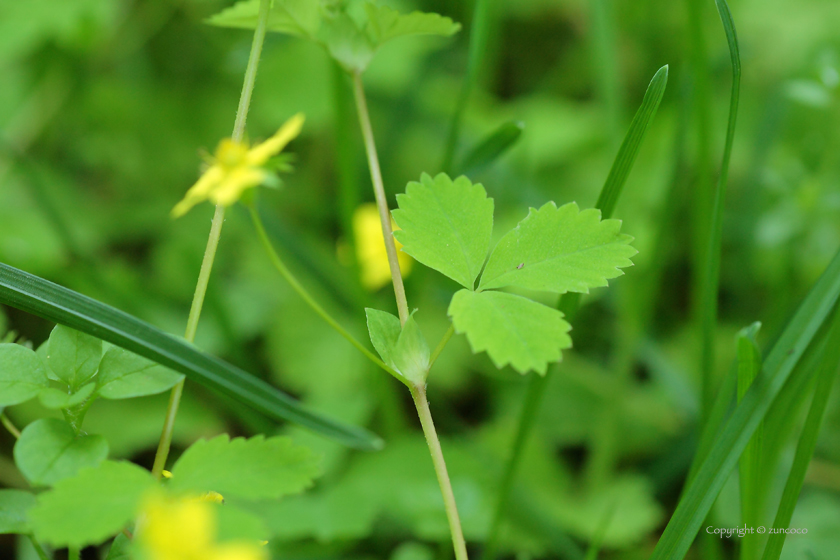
150, 0, 272, 480
411, 385, 469, 560
68, 546, 80, 560
441, 0, 493, 172
589, 0, 622, 147
351, 72, 409, 325
27, 536, 50, 560
1, 413, 21, 439
430, 325, 455, 369
248, 205, 406, 386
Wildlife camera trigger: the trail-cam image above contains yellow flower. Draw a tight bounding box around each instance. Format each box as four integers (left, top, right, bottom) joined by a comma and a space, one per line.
353, 203, 412, 290
172, 114, 304, 218
136, 493, 267, 560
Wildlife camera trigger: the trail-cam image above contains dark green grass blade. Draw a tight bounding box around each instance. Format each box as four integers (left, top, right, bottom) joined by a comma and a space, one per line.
456, 120, 524, 177
761, 302, 840, 560
737, 323, 763, 560
483, 64, 669, 560
699, 0, 742, 420
595, 64, 669, 219
649, 247, 840, 560
0, 262, 382, 451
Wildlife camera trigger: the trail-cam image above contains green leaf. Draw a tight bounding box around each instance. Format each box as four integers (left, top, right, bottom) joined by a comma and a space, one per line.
456, 120, 524, 177
365, 308, 402, 371
13, 418, 108, 486
736, 322, 763, 560
392, 312, 430, 386
29, 460, 155, 547
96, 346, 183, 400
364, 4, 460, 46
0, 262, 381, 450
319, 11, 376, 72
595, 65, 669, 220
43, 325, 102, 391
393, 173, 494, 289
479, 202, 636, 294
105, 532, 131, 560
37, 381, 96, 410
206, 0, 320, 37
649, 245, 840, 560
169, 434, 321, 501
0, 489, 37, 534
448, 290, 571, 374
0, 343, 50, 407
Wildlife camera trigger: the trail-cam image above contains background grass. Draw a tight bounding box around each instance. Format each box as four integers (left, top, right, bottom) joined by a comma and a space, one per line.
2, 0, 840, 558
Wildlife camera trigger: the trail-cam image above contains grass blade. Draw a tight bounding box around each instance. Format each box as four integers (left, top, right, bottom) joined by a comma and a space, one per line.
456, 120, 524, 177
699, 0, 742, 419
648, 246, 840, 560
0, 262, 382, 451
761, 302, 840, 560
483, 64, 669, 559
595, 63, 669, 219
737, 323, 763, 560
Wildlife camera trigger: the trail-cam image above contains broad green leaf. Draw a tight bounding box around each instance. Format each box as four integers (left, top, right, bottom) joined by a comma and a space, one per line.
448, 290, 571, 374
392, 312, 430, 386
479, 202, 636, 294
649, 245, 840, 560
0, 262, 381, 450
393, 173, 494, 289
319, 11, 376, 72
14, 418, 108, 486
215, 503, 269, 542
37, 381, 95, 409
169, 434, 321, 501
457, 120, 524, 177
0, 343, 49, 407
365, 308, 402, 370
0, 489, 36, 534
43, 324, 102, 391
206, 0, 320, 37
364, 4, 460, 46
96, 346, 183, 400
29, 460, 155, 547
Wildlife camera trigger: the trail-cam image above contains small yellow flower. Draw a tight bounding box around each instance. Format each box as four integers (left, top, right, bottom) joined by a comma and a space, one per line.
352, 203, 412, 290
136, 493, 266, 560
172, 114, 304, 218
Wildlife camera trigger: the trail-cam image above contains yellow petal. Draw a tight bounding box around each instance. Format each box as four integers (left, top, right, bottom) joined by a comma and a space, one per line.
246, 113, 305, 166
209, 167, 266, 207
352, 203, 412, 290
171, 165, 224, 218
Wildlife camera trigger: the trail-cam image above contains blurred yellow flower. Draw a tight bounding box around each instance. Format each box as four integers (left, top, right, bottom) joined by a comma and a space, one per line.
353, 203, 412, 290
172, 114, 304, 218
136, 493, 266, 560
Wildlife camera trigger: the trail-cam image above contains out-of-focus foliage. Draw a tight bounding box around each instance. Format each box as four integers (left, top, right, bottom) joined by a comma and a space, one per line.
1, 0, 840, 559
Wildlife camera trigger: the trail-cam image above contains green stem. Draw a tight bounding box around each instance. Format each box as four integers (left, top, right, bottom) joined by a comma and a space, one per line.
411, 385, 469, 560
429, 325, 455, 369
0, 412, 21, 439
28, 536, 50, 560
68, 546, 80, 560
150, 0, 272, 480
351, 71, 410, 326
248, 205, 406, 386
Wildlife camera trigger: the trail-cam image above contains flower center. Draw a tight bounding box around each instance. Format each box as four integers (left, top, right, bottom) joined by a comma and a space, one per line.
215, 139, 249, 169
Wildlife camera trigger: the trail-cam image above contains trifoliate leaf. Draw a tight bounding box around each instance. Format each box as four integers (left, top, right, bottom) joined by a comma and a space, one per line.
0, 489, 36, 534
365, 308, 402, 369
393, 173, 494, 289
392, 312, 430, 386
43, 325, 102, 391
96, 346, 183, 400
479, 202, 636, 294
448, 290, 571, 374
13, 418, 109, 486
206, 0, 320, 37
364, 4, 461, 46
169, 434, 321, 501
37, 382, 95, 409
319, 10, 376, 73
29, 461, 155, 547
0, 343, 50, 407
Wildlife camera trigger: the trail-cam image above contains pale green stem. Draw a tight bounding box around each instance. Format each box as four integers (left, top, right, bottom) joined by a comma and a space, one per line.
150, 0, 272, 480
351, 71, 409, 326
430, 325, 455, 369
248, 205, 407, 386
27, 536, 50, 560
1, 413, 21, 439
411, 385, 469, 560
68, 546, 80, 560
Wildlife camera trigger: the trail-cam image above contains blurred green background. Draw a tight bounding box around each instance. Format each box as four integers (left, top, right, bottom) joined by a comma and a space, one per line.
2, 0, 840, 558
